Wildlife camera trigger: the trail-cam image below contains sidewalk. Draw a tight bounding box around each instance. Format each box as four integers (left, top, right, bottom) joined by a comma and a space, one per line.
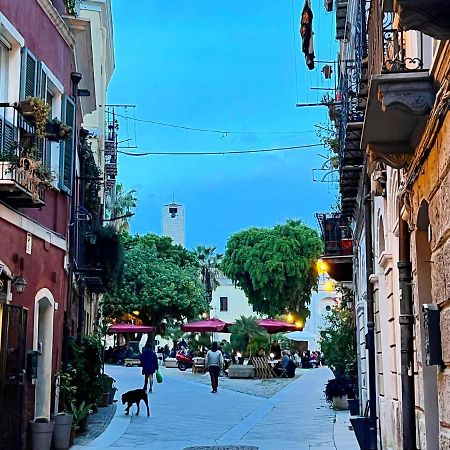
72, 366, 358, 450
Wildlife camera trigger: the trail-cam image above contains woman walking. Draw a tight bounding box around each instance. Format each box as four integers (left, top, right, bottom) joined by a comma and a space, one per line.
206, 341, 224, 393
140, 342, 158, 392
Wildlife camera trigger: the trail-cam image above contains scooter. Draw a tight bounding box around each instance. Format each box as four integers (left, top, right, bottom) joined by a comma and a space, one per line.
176, 351, 194, 371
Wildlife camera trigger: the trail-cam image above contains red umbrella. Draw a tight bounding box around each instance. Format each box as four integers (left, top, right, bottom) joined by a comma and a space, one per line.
180, 318, 233, 333
108, 323, 156, 334
257, 318, 299, 334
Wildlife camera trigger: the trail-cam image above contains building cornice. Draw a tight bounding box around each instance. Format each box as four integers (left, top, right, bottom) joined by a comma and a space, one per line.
36, 0, 75, 48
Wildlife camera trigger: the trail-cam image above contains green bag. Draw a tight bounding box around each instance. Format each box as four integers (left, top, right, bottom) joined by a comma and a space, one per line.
156, 370, 163, 384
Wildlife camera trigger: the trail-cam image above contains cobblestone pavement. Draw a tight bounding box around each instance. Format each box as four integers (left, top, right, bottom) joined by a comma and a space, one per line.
71, 366, 359, 450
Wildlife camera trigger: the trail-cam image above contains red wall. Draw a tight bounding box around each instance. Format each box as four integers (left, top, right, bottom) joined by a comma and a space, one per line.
0, 0, 74, 92
0, 217, 67, 371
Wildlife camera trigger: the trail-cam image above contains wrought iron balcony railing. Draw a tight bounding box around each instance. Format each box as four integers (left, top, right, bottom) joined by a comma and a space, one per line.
316, 213, 354, 257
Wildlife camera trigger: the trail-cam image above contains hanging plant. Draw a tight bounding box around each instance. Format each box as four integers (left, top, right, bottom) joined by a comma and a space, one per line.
45, 118, 72, 142
17, 96, 52, 138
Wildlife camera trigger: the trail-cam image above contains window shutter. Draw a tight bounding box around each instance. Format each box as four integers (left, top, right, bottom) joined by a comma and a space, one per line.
39, 67, 47, 100
4, 120, 15, 154
19, 47, 38, 99
59, 95, 75, 193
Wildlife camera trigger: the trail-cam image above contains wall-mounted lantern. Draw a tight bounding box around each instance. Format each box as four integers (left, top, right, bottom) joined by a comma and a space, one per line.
12, 275, 27, 294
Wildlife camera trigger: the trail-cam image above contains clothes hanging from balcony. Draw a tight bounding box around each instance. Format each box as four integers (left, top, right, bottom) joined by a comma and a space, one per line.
300, 0, 315, 70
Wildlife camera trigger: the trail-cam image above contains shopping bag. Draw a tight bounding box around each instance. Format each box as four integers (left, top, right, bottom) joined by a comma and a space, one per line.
156, 370, 163, 384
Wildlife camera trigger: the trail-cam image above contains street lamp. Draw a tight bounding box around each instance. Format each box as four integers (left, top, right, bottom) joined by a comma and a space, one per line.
12, 275, 27, 294
317, 259, 328, 275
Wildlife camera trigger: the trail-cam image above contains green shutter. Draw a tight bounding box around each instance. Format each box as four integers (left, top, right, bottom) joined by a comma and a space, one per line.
39, 67, 47, 100
20, 47, 38, 99
59, 95, 75, 193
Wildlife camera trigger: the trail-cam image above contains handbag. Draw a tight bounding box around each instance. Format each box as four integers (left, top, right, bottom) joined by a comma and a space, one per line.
156, 370, 163, 384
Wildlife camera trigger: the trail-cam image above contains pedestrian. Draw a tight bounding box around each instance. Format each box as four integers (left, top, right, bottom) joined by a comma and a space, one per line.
206, 341, 224, 393
140, 342, 158, 392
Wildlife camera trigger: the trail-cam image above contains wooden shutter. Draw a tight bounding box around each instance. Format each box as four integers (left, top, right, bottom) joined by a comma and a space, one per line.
3, 120, 15, 154
39, 67, 47, 100
19, 47, 38, 99
59, 95, 75, 193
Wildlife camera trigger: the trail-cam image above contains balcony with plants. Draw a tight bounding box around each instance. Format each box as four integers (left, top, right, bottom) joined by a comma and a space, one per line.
316, 213, 353, 282
0, 99, 59, 207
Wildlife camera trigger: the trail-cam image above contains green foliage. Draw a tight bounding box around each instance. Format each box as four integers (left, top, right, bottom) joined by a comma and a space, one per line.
106, 183, 138, 232
222, 220, 323, 317
318, 306, 357, 375
248, 333, 270, 355
103, 233, 207, 330
163, 319, 186, 347
97, 374, 115, 393
193, 245, 222, 303
229, 316, 268, 357
58, 369, 77, 412
68, 335, 103, 406
324, 376, 355, 402
71, 401, 91, 428
80, 140, 102, 215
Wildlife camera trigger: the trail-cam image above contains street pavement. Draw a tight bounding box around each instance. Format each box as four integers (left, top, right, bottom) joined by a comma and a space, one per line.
71, 365, 359, 450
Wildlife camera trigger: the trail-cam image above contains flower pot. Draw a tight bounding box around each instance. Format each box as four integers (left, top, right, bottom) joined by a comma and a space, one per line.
350, 417, 371, 450
78, 416, 88, 433
29, 420, 54, 450
108, 387, 117, 405
98, 392, 110, 407
348, 398, 360, 416
51, 414, 73, 450
332, 394, 348, 410
45, 123, 60, 142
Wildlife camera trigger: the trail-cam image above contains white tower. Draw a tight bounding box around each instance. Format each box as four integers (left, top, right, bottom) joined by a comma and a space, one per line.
162, 202, 185, 247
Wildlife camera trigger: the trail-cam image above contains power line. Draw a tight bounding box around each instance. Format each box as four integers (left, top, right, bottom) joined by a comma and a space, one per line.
112, 112, 315, 136
118, 143, 323, 157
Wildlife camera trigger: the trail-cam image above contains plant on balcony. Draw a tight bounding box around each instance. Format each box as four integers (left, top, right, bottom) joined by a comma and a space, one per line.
80, 140, 102, 215
17, 97, 52, 138
64, 0, 79, 16
45, 118, 72, 142
316, 122, 339, 153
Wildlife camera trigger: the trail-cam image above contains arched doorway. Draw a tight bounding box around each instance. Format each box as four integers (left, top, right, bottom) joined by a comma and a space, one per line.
33, 289, 55, 419
415, 200, 439, 450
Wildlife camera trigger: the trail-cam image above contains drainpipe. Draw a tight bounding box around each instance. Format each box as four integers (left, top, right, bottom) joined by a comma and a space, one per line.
364, 174, 378, 449
398, 200, 416, 449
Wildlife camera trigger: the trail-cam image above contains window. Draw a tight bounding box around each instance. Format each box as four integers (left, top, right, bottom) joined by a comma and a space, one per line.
0, 40, 9, 102
169, 207, 178, 218
220, 297, 228, 312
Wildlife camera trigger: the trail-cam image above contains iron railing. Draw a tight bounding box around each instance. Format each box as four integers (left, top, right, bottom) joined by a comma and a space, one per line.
316, 213, 354, 257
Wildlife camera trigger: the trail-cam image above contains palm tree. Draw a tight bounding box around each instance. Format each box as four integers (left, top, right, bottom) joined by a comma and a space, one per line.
106, 183, 137, 232
163, 320, 186, 350
229, 316, 268, 358
193, 245, 223, 305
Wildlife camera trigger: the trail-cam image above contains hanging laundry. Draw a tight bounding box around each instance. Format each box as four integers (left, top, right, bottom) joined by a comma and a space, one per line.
300, 0, 315, 70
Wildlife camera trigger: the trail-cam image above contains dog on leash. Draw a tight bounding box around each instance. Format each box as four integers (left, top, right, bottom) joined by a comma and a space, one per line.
121, 389, 150, 416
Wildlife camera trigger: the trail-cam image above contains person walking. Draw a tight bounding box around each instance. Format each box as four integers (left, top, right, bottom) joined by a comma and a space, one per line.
140, 342, 158, 392
206, 341, 224, 393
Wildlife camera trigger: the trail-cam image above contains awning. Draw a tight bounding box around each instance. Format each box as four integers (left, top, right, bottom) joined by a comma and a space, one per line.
107, 323, 156, 334
180, 318, 233, 333
257, 319, 299, 334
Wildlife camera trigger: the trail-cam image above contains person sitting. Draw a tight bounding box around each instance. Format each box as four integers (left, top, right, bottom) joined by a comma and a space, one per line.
275, 350, 291, 376
310, 351, 319, 368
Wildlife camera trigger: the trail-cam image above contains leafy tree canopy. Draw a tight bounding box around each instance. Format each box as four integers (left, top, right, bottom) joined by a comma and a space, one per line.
222, 220, 323, 317
103, 233, 207, 331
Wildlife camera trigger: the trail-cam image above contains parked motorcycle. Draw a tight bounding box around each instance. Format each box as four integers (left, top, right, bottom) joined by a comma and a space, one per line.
176, 351, 194, 371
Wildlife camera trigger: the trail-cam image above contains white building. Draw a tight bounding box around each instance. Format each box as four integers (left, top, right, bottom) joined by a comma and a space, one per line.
162, 202, 185, 247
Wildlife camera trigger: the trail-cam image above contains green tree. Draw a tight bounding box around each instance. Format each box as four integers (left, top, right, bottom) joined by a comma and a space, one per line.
163, 319, 186, 349
229, 316, 268, 357
222, 220, 323, 317
318, 306, 357, 375
193, 245, 222, 305
103, 233, 207, 339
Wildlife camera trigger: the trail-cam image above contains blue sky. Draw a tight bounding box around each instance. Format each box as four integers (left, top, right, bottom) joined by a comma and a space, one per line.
108, 0, 337, 251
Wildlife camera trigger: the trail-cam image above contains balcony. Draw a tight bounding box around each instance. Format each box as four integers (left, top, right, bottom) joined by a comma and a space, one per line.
316, 213, 354, 282
0, 105, 46, 208
391, 0, 450, 41
362, 11, 435, 169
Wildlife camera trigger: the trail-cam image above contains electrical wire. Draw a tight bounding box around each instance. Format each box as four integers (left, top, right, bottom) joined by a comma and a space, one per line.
111, 112, 314, 136
118, 143, 323, 157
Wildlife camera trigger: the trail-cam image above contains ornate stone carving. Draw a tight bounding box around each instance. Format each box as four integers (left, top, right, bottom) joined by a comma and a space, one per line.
394, 0, 450, 41
368, 145, 413, 169
377, 80, 435, 116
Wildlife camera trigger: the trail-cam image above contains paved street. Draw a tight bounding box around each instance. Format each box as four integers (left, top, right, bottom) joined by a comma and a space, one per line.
72, 366, 358, 450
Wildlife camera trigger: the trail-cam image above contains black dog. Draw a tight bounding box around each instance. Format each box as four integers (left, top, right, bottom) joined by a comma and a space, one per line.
122, 389, 150, 416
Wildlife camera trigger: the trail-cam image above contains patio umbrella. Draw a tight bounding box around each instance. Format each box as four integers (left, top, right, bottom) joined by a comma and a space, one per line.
180, 317, 232, 332
256, 318, 299, 334
107, 323, 156, 334
284, 330, 317, 341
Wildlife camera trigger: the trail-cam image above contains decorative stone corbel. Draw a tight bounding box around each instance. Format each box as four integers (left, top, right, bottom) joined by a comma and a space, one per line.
367, 145, 413, 170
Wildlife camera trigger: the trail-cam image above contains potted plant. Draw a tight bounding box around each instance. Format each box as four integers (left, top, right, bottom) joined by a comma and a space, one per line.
97, 373, 115, 407
70, 401, 91, 435
52, 370, 76, 450
17, 96, 52, 138
324, 376, 355, 410
45, 118, 72, 142
29, 417, 55, 450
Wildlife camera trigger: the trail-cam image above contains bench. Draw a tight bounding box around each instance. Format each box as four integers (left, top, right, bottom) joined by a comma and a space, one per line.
252, 357, 276, 378
124, 358, 141, 367
227, 364, 255, 378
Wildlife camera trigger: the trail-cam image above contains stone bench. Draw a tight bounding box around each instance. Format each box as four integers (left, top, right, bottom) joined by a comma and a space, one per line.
227, 364, 255, 379
164, 358, 178, 368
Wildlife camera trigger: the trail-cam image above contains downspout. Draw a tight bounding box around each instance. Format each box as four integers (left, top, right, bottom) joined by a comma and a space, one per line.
398, 198, 416, 449
364, 174, 378, 449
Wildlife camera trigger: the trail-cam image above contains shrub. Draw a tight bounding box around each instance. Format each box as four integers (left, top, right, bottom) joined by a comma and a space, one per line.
324, 376, 355, 403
